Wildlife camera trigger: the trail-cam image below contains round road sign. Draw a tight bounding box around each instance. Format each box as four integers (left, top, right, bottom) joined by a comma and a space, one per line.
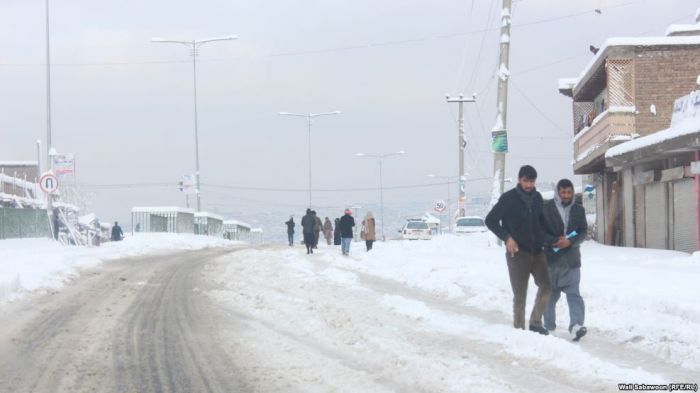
434, 200, 446, 213
39, 172, 59, 194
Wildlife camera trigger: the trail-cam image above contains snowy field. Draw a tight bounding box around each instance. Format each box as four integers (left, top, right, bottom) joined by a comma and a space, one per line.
207, 235, 699, 392
0, 234, 241, 303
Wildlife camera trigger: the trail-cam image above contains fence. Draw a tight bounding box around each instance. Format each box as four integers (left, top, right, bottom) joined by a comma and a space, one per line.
0, 208, 51, 239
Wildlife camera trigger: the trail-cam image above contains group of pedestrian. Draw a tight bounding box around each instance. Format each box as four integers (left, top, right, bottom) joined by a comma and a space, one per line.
485, 165, 588, 341
285, 208, 377, 256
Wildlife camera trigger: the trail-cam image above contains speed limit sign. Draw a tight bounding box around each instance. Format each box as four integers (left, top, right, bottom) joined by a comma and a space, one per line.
39, 172, 59, 194
434, 199, 446, 213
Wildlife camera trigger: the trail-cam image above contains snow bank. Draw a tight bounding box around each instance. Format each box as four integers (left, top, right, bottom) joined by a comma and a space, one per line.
0, 234, 238, 303
322, 235, 700, 370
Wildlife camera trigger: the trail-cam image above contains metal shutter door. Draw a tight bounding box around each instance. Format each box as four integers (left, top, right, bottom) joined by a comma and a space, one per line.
634, 185, 645, 248
645, 182, 667, 249
673, 179, 696, 253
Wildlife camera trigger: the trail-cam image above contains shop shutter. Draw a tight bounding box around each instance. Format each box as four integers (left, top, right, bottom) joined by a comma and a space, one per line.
645, 182, 667, 249
672, 179, 696, 253
634, 185, 645, 248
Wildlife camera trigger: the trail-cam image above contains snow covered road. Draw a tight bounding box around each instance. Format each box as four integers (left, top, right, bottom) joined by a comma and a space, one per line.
0, 235, 697, 392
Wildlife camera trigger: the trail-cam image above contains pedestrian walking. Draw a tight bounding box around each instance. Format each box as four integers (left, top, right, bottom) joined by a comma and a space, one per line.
338, 209, 355, 256
111, 221, 124, 242
485, 165, 552, 335
285, 216, 295, 247
333, 218, 342, 245
301, 209, 315, 254
323, 217, 334, 245
312, 210, 322, 249
361, 211, 377, 251
542, 178, 588, 341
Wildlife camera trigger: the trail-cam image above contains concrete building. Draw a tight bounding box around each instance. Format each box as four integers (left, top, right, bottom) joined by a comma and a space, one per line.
558, 19, 700, 253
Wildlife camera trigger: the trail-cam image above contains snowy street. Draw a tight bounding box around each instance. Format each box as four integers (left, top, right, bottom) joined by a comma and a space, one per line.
2, 234, 696, 392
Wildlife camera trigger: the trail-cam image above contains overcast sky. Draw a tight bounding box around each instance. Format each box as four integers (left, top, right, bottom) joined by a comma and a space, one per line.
1, 0, 697, 228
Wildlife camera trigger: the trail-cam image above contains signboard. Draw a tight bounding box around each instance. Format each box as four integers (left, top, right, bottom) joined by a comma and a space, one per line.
39, 172, 59, 194
434, 200, 446, 213
491, 130, 508, 153
179, 174, 197, 194
671, 90, 700, 125
691, 161, 700, 175
52, 153, 75, 177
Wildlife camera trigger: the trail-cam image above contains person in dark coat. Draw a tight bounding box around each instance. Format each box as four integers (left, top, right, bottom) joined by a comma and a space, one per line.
301, 209, 315, 254
338, 209, 355, 256
542, 178, 588, 341
333, 218, 342, 245
285, 217, 295, 247
111, 221, 124, 241
485, 165, 551, 335
312, 211, 322, 249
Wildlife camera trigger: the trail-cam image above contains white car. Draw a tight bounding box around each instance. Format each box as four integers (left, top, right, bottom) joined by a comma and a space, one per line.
401, 220, 432, 240
454, 216, 488, 235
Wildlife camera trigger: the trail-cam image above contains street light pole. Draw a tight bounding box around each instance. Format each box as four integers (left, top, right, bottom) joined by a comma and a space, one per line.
152, 35, 238, 212
279, 111, 342, 207
446, 94, 476, 217
356, 151, 406, 241
45, 0, 53, 218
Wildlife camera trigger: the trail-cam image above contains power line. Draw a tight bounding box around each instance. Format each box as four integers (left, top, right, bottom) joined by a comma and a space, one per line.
0, 1, 645, 68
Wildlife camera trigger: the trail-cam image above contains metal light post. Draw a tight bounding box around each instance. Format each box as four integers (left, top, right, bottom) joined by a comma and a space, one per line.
356, 151, 405, 241
151, 35, 238, 212
45, 0, 53, 219
446, 93, 476, 217
279, 111, 341, 207
428, 174, 459, 233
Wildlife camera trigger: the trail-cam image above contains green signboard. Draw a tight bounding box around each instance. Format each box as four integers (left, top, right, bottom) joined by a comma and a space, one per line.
491, 130, 508, 153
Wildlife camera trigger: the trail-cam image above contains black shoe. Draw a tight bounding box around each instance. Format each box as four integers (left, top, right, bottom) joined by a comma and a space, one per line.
529, 324, 549, 336
572, 326, 587, 342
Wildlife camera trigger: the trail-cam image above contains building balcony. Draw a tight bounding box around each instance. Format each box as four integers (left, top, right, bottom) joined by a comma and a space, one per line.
573, 108, 636, 174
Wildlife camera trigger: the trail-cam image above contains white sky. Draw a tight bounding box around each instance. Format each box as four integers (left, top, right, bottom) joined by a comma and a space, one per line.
1, 0, 697, 227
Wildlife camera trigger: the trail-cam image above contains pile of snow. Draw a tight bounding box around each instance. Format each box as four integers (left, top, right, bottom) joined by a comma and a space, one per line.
0, 233, 238, 303
319, 235, 700, 370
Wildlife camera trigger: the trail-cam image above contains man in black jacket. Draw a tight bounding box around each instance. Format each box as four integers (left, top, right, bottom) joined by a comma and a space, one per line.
285, 217, 295, 247
338, 209, 355, 256
111, 221, 124, 242
301, 209, 315, 254
542, 178, 588, 341
485, 165, 551, 335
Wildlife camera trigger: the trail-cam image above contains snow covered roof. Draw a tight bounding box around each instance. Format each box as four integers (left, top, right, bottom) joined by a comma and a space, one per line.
251, 228, 263, 233
421, 213, 441, 224
666, 23, 700, 37
560, 36, 700, 97
131, 206, 195, 214
194, 211, 224, 221
223, 219, 251, 229
0, 161, 38, 167
606, 115, 700, 159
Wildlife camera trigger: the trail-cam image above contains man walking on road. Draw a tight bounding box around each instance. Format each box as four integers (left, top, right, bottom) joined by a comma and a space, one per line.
542, 178, 588, 341
338, 209, 355, 256
485, 165, 552, 335
111, 221, 124, 242
323, 217, 334, 245
301, 209, 315, 254
312, 211, 322, 249
285, 217, 295, 247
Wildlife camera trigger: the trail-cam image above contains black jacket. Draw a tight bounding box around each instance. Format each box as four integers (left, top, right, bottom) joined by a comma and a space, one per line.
301, 214, 315, 234
285, 220, 295, 235
111, 225, 123, 241
485, 186, 545, 254
338, 215, 355, 238
542, 200, 587, 268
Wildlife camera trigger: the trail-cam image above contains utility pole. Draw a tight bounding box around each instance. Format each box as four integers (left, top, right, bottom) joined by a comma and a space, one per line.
45, 0, 53, 218
152, 35, 238, 212
492, 0, 513, 199
356, 151, 406, 241
446, 94, 476, 217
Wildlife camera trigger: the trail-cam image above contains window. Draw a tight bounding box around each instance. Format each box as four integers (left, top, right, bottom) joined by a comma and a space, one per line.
457, 218, 485, 227
406, 221, 429, 230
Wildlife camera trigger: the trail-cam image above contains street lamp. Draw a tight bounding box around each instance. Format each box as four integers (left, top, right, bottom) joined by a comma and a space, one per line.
427, 174, 459, 233
151, 34, 238, 212
279, 111, 342, 207
355, 150, 406, 241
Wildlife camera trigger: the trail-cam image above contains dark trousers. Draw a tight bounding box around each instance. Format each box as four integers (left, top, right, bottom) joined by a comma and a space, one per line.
366, 240, 374, 251
505, 251, 552, 329
303, 232, 314, 253
288, 233, 294, 246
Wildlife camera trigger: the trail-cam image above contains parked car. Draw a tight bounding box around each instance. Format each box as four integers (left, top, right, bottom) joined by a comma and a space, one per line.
454, 216, 487, 235
400, 220, 432, 240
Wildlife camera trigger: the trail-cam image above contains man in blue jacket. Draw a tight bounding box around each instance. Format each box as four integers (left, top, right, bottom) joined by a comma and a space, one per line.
542, 178, 588, 341
485, 165, 552, 335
